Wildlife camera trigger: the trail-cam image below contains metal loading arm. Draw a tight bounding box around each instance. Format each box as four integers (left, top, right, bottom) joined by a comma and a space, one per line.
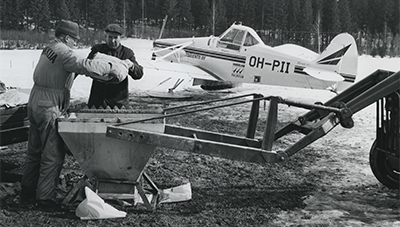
106, 92, 354, 165
106, 94, 285, 164
106, 70, 399, 165
107, 124, 286, 164
347, 70, 400, 113
275, 70, 398, 140
273, 70, 399, 158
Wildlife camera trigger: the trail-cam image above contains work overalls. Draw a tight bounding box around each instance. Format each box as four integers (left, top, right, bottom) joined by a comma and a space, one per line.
21, 39, 112, 202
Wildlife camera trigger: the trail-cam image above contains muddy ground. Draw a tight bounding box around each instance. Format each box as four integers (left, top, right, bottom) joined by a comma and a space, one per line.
1, 92, 399, 226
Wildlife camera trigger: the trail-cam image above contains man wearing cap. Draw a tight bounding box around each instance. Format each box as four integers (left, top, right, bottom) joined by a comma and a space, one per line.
87, 23, 144, 109
20, 20, 133, 208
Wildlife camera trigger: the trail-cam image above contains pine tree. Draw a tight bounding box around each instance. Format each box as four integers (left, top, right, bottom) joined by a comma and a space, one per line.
29, 0, 51, 31
147, 0, 166, 23
366, 0, 381, 34
54, 0, 70, 21
114, 0, 125, 24
176, 0, 193, 31
191, 0, 211, 31
126, 0, 143, 23
321, 0, 340, 33
387, 0, 400, 35
88, 0, 102, 29
264, 0, 287, 31
254, 0, 266, 30
287, 0, 301, 32
338, 0, 352, 33
65, 0, 80, 24
299, 0, 314, 48
163, 0, 179, 30
103, 0, 117, 27
348, 0, 369, 32
225, 0, 257, 26
210, 0, 227, 35
380, 0, 396, 34
240, 0, 257, 26
299, 0, 313, 32
88, 0, 116, 30
0, 0, 24, 30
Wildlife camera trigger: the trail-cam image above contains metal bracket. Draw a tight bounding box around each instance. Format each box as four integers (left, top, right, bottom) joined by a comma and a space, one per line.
333, 102, 354, 128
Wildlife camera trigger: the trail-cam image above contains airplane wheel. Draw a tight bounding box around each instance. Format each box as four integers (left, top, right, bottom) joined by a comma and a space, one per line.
369, 140, 400, 189
200, 81, 236, 90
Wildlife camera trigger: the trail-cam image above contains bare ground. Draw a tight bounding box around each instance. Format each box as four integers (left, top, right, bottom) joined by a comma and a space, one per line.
1, 91, 399, 227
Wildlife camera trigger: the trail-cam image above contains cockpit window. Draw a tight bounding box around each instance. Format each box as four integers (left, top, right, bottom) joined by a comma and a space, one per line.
243, 33, 259, 46
218, 29, 245, 51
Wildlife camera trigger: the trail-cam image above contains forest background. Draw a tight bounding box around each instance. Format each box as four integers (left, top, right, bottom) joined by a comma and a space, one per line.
0, 0, 399, 57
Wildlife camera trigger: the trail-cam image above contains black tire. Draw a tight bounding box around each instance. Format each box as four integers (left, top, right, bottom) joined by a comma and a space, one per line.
200, 81, 235, 90
369, 140, 400, 189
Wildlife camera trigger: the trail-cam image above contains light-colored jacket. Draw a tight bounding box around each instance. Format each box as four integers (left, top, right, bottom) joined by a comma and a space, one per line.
30, 38, 114, 113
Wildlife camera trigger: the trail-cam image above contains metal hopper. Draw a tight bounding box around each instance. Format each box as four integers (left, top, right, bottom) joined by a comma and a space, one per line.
57, 103, 165, 209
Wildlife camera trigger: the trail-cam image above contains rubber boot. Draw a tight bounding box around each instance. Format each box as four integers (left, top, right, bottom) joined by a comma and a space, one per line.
20, 186, 37, 205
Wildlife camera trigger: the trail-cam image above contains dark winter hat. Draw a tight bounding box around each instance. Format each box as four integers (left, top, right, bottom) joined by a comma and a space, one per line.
56, 20, 80, 40
105, 24, 124, 35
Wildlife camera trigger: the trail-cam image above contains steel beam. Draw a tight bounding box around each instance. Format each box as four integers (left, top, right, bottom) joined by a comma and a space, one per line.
107, 124, 285, 164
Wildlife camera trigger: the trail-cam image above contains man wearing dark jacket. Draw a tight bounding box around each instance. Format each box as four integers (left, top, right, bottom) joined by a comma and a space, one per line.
87, 24, 144, 108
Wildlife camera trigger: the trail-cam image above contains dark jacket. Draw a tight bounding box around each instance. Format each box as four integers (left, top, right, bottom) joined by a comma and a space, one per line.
87, 43, 143, 108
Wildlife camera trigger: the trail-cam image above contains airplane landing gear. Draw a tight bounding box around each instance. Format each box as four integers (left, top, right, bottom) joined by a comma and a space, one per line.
200, 81, 236, 90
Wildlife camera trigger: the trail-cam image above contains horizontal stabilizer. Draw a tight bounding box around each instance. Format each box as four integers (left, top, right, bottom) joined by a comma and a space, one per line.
304, 67, 344, 82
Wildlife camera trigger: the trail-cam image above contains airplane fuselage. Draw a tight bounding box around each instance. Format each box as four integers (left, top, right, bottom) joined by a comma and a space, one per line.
153, 23, 357, 91
155, 37, 333, 90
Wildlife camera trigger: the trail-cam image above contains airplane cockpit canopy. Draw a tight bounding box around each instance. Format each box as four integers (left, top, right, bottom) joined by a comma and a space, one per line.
217, 23, 264, 51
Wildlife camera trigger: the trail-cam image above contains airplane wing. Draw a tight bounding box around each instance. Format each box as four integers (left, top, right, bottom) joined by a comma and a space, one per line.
140, 58, 219, 82
139, 58, 220, 98
149, 40, 221, 83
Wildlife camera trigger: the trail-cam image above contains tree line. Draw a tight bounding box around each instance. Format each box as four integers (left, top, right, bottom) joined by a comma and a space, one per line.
1, 0, 399, 56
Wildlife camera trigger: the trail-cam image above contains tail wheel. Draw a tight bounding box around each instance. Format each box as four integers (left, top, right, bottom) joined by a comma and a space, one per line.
369, 140, 400, 189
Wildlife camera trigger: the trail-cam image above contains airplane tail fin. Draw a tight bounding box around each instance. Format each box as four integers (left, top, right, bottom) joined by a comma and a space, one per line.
313, 33, 358, 87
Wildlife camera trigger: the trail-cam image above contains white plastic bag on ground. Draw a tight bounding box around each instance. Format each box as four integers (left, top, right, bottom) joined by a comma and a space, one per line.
75, 187, 126, 220
159, 182, 192, 204
133, 183, 192, 205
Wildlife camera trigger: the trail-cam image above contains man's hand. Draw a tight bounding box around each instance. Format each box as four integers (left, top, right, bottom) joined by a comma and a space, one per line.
121, 59, 134, 70
89, 53, 134, 83
109, 62, 126, 81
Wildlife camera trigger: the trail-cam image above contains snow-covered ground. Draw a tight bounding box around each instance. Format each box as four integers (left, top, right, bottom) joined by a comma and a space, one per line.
0, 38, 399, 103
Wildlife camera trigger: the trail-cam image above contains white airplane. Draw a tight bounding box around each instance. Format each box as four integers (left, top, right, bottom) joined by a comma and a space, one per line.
150, 22, 358, 94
